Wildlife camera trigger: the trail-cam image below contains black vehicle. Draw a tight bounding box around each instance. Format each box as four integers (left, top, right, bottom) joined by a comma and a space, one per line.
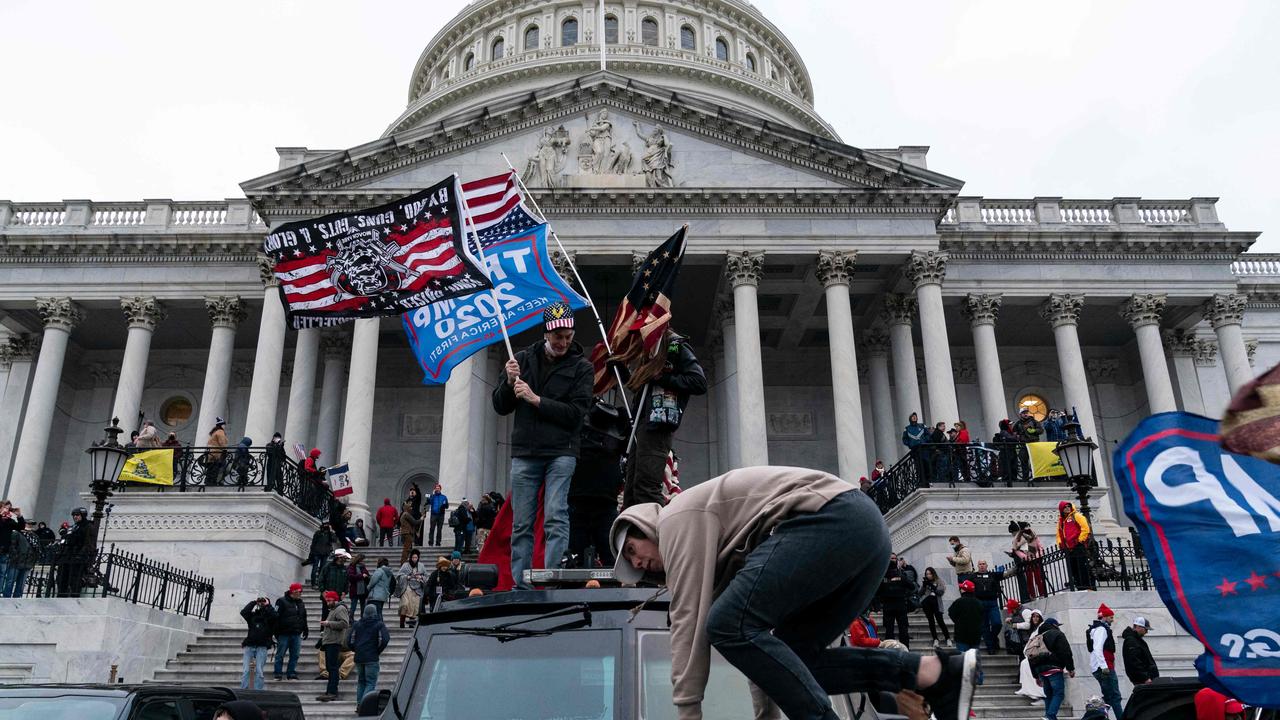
358, 571, 906, 720
0, 684, 302, 720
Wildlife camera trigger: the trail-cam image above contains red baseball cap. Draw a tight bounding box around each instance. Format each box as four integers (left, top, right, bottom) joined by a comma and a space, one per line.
1005, 599, 1021, 612
1224, 699, 1245, 714
959, 580, 975, 592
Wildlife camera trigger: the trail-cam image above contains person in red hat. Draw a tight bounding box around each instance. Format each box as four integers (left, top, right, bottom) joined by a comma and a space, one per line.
948, 580, 983, 652
1087, 603, 1123, 716
1001, 598, 1032, 658
272, 582, 308, 680
1195, 687, 1247, 720
316, 590, 350, 702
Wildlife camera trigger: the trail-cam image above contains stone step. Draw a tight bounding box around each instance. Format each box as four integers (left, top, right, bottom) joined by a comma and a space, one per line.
150, 672, 402, 690
173, 647, 413, 663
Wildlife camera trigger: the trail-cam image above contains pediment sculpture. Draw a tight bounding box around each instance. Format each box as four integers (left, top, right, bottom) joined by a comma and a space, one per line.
522, 110, 675, 188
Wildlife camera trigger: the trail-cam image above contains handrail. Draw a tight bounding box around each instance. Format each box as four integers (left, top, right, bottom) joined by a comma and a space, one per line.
870, 442, 1062, 514
997, 537, 1151, 601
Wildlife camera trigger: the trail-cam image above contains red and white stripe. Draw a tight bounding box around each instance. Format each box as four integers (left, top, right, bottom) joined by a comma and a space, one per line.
461, 171, 528, 232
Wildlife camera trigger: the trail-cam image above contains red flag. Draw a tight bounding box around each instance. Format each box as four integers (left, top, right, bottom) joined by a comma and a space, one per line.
476, 489, 547, 591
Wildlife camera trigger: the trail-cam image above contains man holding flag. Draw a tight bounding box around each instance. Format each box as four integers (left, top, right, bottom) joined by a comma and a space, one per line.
492, 302, 593, 589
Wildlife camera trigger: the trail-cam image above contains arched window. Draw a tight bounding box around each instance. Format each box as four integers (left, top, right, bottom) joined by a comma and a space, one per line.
680, 25, 696, 51
641, 17, 658, 46
492, 37, 504, 60
604, 14, 619, 44
770, 68, 778, 81
464, 52, 475, 72
745, 52, 757, 73
715, 37, 729, 61
1016, 393, 1049, 422
524, 25, 540, 50
561, 17, 579, 46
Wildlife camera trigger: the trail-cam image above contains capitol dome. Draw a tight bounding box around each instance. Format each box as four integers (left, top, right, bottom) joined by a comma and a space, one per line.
385, 0, 835, 138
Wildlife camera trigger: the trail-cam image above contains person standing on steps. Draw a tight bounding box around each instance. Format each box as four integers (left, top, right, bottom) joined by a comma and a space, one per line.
238, 595, 276, 690
1029, 617, 1074, 720
1057, 500, 1093, 591
365, 558, 393, 620
1121, 616, 1159, 687
970, 560, 1003, 655
349, 604, 390, 709
948, 580, 983, 653
398, 501, 416, 565
396, 550, 426, 629
272, 583, 308, 681
1087, 603, 1124, 717
426, 484, 448, 547
374, 498, 398, 547
919, 567, 950, 647
316, 590, 350, 703
945, 536, 974, 585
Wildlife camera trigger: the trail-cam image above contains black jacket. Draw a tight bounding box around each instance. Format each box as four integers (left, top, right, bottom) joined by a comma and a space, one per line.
308, 528, 336, 559
970, 570, 1002, 601
349, 611, 391, 664
0, 513, 24, 552
493, 340, 594, 458
58, 519, 93, 557
879, 564, 916, 604
475, 502, 497, 530
948, 595, 984, 646
426, 568, 462, 604
1121, 627, 1159, 683
240, 600, 277, 647
274, 595, 309, 637
1032, 625, 1075, 673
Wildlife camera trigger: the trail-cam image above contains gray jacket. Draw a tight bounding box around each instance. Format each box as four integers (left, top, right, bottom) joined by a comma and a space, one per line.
366, 565, 394, 602
319, 602, 351, 646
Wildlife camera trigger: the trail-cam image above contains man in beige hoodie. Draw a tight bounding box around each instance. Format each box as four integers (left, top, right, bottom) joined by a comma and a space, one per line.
611, 466, 978, 720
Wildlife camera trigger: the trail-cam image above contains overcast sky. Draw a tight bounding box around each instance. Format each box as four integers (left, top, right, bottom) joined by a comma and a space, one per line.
2, 0, 1276, 250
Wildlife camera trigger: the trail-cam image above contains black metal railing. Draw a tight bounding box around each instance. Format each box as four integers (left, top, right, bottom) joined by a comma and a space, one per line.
119, 446, 331, 520
13, 543, 214, 620
869, 442, 1093, 513
998, 537, 1152, 602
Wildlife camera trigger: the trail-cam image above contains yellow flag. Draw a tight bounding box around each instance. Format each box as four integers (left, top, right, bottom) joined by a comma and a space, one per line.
1027, 441, 1066, 478
118, 448, 175, 486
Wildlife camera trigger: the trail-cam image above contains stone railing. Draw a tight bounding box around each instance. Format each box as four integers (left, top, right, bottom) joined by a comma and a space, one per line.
0, 199, 264, 232
1232, 255, 1280, 277
940, 197, 1218, 228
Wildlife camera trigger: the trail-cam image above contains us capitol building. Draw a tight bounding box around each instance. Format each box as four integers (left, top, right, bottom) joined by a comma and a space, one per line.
1, 0, 1275, 546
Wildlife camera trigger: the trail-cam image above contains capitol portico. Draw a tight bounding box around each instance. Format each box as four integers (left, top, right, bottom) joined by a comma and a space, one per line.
1, 0, 1277, 542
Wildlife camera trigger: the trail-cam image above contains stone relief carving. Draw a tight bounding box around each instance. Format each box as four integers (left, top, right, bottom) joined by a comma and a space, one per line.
525, 125, 571, 188
402, 413, 443, 439
634, 121, 674, 188
767, 411, 814, 437
523, 111, 676, 187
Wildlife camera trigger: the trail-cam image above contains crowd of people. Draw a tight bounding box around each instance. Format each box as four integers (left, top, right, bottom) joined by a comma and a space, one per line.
0, 500, 96, 598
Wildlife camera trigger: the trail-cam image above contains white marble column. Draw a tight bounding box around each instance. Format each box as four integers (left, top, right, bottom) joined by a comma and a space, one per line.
8, 298, 83, 510
195, 297, 245, 443
314, 332, 348, 460
243, 258, 288, 443
816, 250, 866, 482
1203, 293, 1252, 396
883, 294, 922, 427
0, 336, 38, 493
1163, 332, 1206, 416
963, 293, 1008, 437
283, 327, 321, 450
438, 355, 487, 502
716, 298, 741, 469
111, 297, 167, 432
1193, 341, 1224, 414
338, 317, 380, 519
863, 329, 898, 465
1120, 294, 1176, 414
907, 251, 959, 425
726, 251, 768, 467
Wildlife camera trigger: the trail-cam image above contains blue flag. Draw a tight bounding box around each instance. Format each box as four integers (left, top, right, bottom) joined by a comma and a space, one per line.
1113, 412, 1280, 707
401, 224, 587, 384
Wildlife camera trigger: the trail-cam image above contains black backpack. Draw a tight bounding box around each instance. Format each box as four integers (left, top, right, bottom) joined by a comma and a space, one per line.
447, 508, 461, 528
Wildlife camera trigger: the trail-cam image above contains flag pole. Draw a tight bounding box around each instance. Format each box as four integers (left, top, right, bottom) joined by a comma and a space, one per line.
455, 174, 516, 362
499, 153, 631, 419
599, 0, 607, 71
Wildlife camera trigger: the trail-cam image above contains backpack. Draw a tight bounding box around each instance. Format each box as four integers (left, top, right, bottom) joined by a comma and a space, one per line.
447, 509, 461, 528
1023, 631, 1053, 665
8, 532, 42, 570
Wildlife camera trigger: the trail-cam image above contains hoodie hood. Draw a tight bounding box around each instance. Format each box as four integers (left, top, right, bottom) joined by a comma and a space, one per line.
309, 448, 322, 458
362, 604, 381, 621
1059, 501, 1074, 512
238, 437, 252, 447
610, 502, 663, 584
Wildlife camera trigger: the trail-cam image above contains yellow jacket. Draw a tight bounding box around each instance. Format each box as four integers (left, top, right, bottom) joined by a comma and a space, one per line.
1055, 501, 1091, 547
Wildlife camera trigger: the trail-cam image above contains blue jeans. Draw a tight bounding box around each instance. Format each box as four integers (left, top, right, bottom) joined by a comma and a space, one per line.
705, 491, 921, 720
980, 599, 1001, 653
1041, 671, 1066, 719
6, 568, 28, 598
273, 634, 301, 677
955, 641, 974, 653
369, 600, 385, 620
241, 646, 268, 690
0, 556, 11, 598
1093, 668, 1124, 717
509, 456, 575, 590
356, 662, 381, 704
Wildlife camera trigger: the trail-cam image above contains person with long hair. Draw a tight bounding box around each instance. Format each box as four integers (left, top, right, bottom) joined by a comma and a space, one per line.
1010, 520, 1047, 599
396, 550, 425, 629
920, 567, 950, 647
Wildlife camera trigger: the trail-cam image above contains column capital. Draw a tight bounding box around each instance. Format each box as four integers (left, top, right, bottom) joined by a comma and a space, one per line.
881, 294, 917, 326
1039, 293, 1084, 328
1246, 338, 1259, 366
205, 296, 248, 329
862, 328, 890, 356
1086, 357, 1120, 382
257, 254, 280, 288
725, 250, 765, 288
320, 332, 351, 361
905, 250, 948, 289
1119, 293, 1166, 329
961, 293, 1002, 326
1193, 339, 1219, 367
1203, 292, 1248, 329
551, 250, 577, 285
5, 334, 39, 362
1162, 329, 1199, 357
34, 297, 84, 332
815, 249, 856, 288
120, 296, 167, 331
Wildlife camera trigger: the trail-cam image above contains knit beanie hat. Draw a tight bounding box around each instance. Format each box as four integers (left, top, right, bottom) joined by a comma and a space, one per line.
543, 302, 574, 331
1098, 603, 1115, 618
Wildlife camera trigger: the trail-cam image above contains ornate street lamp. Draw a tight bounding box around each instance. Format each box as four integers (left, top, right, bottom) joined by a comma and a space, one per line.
1053, 420, 1098, 521
85, 417, 129, 552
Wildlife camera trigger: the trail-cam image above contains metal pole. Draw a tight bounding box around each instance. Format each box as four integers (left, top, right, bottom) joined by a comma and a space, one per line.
498, 154, 633, 419
455, 174, 515, 361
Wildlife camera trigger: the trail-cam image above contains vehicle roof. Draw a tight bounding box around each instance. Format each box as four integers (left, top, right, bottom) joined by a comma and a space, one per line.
0, 684, 237, 698
423, 586, 670, 624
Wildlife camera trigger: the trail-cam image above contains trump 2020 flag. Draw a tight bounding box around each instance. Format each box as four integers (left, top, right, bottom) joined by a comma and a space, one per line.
264, 175, 491, 324
401, 224, 587, 384
1114, 412, 1280, 707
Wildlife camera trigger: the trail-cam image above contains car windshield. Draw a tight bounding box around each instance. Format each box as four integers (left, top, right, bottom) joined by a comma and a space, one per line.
638, 632, 756, 720
0, 696, 125, 719
414, 630, 620, 720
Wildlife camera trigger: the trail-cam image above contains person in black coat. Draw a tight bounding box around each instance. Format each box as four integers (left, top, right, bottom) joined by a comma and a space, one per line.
1030, 617, 1075, 720
349, 604, 391, 706
1121, 618, 1159, 685
55, 508, 93, 597
273, 582, 309, 680
948, 581, 984, 651
303, 524, 337, 588
264, 433, 287, 493
878, 553, 915, 648
239, 596, 277, 690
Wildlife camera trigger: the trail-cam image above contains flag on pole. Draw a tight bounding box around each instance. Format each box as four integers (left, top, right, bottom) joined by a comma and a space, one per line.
460, 171, 543, 243
263, 175, 491, 325
118, 449, 175, 486
590, 226, 688, 394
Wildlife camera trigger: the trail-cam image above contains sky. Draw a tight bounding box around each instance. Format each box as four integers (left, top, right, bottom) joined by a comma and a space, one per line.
1, 0, 1276, 250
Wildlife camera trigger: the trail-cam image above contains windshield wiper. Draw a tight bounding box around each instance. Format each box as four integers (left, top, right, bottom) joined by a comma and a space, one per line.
451, 603, 592, 643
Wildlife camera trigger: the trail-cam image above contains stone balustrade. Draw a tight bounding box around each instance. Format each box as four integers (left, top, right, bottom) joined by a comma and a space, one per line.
941, 196, 1217, 228
1232, 255, 1280, 277
0, 199, 263, 232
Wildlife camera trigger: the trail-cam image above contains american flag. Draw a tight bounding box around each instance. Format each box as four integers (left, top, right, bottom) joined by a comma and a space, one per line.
461, 171, 542, 246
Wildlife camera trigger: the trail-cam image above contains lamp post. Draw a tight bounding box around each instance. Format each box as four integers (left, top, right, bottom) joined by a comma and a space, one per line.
85, 417, 129, 553
1052, 420, 1098, 521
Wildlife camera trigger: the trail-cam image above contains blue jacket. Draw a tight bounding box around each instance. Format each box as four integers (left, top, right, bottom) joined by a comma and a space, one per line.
349, 605, 390, 664
902, 422, 928, 449
429, 491, 449, 515
366, 565, 393, 603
